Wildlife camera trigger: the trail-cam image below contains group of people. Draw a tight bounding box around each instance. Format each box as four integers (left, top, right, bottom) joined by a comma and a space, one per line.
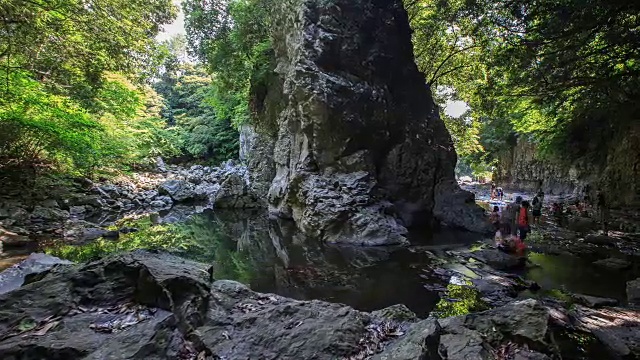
488, 189, 545, 255
551, 190, 609, 233
490, 183, 504, 201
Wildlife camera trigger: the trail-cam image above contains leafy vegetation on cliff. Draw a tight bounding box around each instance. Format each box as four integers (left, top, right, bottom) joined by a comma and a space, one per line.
405, 0, 640, 177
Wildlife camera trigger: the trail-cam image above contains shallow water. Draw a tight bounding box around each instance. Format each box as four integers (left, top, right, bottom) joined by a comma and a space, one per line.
4, 207, 637, 317
522, 252, 639, 302
39, 209, 475, 317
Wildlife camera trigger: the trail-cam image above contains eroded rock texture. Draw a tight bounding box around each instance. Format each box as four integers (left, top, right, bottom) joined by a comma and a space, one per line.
251, 0, 488, 245
0, 251, 602, 360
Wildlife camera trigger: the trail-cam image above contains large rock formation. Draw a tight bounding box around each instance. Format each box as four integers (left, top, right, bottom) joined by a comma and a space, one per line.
496, 123, 640, 208
249, 0, 488, 245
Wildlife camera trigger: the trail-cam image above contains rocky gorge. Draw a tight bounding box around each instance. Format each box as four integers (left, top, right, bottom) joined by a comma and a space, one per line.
494, 128, 640, 208
2, 0, 640, 359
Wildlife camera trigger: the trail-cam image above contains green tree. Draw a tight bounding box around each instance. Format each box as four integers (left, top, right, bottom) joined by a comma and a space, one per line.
0, 0, 176, 96
183, 0, 273, 128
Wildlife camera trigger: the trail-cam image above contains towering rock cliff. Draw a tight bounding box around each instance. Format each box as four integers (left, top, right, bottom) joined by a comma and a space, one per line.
247, 0, 488, 245
496, 123, 640, 208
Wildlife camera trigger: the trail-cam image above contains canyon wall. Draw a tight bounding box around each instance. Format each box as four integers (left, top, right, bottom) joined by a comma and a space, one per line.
496, 124, 640, 208
246, 0, 489, 245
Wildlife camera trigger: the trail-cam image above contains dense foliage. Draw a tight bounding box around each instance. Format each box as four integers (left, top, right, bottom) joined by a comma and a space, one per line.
1, 0, 243, 179
406, 0, 640, 175
0, 0, 179, 177
153, 36, 239, 163
183, 0, 272, 128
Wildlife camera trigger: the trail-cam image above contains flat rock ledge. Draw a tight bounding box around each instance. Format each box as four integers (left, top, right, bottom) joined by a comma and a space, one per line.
0, 251, 633, 359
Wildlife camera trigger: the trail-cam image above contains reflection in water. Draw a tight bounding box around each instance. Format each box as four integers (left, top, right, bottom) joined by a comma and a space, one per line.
47, 210, 446, 317
522, 252, 638, 302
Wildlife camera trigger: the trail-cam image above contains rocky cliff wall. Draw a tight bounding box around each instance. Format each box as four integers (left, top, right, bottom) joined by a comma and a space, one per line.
496, 123, 640, 207
247, 0, 488, 245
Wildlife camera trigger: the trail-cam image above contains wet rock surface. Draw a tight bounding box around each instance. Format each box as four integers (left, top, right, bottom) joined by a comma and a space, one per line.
0, 250, 615, 360
469, 249, 524, 270
570, 305, 640, 359
0, 253, 72, 294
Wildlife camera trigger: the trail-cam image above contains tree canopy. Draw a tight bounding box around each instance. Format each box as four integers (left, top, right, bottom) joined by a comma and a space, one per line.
406, 0, 640, 175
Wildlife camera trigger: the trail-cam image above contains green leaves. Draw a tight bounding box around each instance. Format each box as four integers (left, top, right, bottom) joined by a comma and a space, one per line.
0, 0, 177, 94
406, 0, 640, 172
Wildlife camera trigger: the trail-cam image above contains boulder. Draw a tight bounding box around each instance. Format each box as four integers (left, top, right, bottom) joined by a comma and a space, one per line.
0, 228, 34, 247
371, 319, 440, 360
149, 200, 167, 208
98, 184, 120, 196
8, 207, 29, 224
194, 182, 220, 200
371, 304, 418, 323
628, 278, 640, 305
68, 194, 103, 208
63, 220, 110, 243
69, 205, 86, 216
567, 217, 598, 234
592, 257, 631, 270
40, 199, 59, 208
570, 305, 640, 358
213, 173, 260, 208
252, 0, 486, 245
158, 180, 197, 202
572, 293, 618, 308
30, 206, 69, 221
0, 253, 72, 294
469, 249, 524, 270
584, 234, 617, 246
462, 299, 550, 348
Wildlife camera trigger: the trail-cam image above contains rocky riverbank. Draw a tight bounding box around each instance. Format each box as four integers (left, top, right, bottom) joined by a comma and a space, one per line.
1, 250, 638, 359
0, 162, 258, 248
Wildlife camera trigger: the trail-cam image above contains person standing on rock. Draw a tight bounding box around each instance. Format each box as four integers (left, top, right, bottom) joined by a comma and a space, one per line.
490, 205, 501, 231
596, 190, 609, 235
532, 194, 543, 225
503, 196, 522, 236
518, 201, 532, 241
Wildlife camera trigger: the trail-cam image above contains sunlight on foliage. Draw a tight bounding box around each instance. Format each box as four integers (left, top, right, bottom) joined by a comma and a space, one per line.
47, 213, 257, 285
433, 282, 489, 318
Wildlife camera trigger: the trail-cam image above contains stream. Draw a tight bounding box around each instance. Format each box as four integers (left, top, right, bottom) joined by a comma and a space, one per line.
3, 198, 638, 316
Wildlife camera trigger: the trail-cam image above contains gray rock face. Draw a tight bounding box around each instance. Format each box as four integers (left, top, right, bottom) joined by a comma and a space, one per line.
571, 305, 640, 358
240, 124, 276, 206
158, 180, 198, 202
628, 278, 640, 305
0, 253, 72, 294
469, 249, 524, 270
254, 0, 487, 245
30, 206, 69, 221
377, 299, 552, 360
212, 173, 260, 209
372, 319, 440, 360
